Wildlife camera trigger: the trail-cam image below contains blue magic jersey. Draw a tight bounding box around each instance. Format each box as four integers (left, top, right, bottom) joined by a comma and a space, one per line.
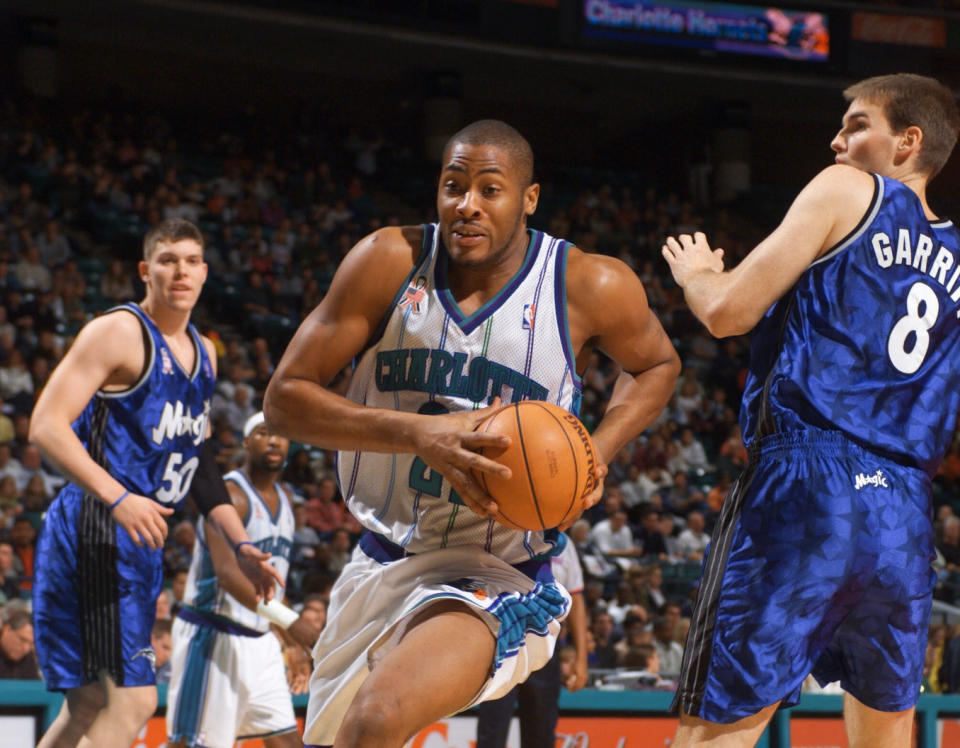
338, 225, 582, 564
72, 302, 215, 505
741, 174, 960, 476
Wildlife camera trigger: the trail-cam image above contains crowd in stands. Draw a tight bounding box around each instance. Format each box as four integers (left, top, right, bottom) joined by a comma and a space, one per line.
1, 92, 960, 696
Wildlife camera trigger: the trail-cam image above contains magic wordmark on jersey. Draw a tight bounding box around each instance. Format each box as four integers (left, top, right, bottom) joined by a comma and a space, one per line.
150, 398, 211, 446
375, 348, 548, 403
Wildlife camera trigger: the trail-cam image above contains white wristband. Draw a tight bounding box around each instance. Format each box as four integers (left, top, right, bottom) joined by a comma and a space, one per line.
256, 599, 299, 629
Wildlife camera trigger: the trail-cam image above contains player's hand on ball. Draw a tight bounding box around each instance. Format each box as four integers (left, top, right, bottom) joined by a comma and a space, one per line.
236, 542, 284, 601
559, 462, 607, 532
113, 493, 174, 549
411, 397, 511, 518
661, 231, 725, 288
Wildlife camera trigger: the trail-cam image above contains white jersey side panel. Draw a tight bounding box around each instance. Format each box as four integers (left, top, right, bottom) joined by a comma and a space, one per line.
182, 469, 295, 633
337, 225, 583, 563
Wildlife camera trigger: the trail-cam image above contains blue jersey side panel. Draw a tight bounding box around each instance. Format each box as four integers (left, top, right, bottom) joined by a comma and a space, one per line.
741, 175, 960, 475
71, 303, 216, 505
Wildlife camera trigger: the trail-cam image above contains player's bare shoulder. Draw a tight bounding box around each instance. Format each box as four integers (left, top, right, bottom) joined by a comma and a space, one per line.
563, 245, 650, 350
76, 306, 150, 388
328, 225, 425, 307
565, 246, 646, 310
802, 165, 877, 253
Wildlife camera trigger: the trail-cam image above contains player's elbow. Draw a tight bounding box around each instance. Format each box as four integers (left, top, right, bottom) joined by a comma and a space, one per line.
27, 416, 54, 455
698, 299, 755, 339
262, 378, 290, 434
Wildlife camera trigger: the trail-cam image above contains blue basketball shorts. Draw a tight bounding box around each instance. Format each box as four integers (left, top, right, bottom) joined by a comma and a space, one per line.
672, 430, 935, 722
34, 484, 164, 691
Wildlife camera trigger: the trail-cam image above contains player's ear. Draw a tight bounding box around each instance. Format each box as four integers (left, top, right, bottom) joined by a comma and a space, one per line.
523, 182, 540, 217
138, 260, 149, 282
896, 125, 923, 165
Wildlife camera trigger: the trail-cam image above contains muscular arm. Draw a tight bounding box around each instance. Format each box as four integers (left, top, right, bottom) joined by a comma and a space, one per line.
264, 227, 425, 451
264, 226, 511, 516
29, 311, 144, 503
567, 251, 681, 467
29, 310, 173, 547
663, 165, 875, 337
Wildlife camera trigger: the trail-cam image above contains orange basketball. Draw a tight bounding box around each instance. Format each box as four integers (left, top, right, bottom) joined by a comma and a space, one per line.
472, 401, 598, 532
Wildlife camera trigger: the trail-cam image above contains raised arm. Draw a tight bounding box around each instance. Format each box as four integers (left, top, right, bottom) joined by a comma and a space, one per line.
662, 164, 875, 337
28, 311, 174, 548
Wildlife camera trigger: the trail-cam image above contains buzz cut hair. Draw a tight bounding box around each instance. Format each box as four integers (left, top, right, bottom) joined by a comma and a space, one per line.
444, 119, 535, 187
143, 218, 204, 261
844, 73, 960, 179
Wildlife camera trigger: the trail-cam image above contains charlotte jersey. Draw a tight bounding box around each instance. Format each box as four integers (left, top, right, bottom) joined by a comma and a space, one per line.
70, 302, 214, 505
741, 174, 960, 475
338, 224, 583, 563
182, 469, 294, 634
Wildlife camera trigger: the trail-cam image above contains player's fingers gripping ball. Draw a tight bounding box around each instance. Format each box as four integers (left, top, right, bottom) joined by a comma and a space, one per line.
471, 401, 598, 531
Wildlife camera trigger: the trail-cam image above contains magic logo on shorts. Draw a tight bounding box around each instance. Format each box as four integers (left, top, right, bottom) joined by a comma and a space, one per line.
131, 647, 156, 670
854, 469, 889, 490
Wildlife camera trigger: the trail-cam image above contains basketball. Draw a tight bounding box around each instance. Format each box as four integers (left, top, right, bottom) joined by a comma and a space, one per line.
472, 401, 598, 531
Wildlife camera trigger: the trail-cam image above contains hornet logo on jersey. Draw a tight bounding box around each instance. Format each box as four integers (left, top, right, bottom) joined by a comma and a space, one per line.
854, 469, 889, 490
399, 276, 428, 314
522, 304, 536, 331
160, 346, 174, 375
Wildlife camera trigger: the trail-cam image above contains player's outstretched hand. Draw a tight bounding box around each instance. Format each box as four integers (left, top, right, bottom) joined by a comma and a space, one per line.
284, 644, 312, 695
288, 615, 322, 651
113, 493, 174, 549
559, 463, 607, 532
661, 232, 725, 288
235, 543, 284, 601
412, 397, 512, 519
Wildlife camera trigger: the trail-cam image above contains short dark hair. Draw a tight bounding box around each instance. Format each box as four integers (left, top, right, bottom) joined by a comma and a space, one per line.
143, 218, 204, 261
444, 119, 534, 187
844, 73, 960, 178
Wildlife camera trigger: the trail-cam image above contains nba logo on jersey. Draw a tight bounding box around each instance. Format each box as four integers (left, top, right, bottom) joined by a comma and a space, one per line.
160, 347, 174, 375
522, 304, 536, 330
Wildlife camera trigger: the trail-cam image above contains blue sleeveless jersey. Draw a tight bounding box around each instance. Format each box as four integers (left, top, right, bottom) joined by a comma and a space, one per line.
741, 174, 960, 476
71, 302, 215, 506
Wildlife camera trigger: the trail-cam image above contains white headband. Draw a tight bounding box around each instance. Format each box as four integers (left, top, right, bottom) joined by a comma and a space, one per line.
243, 411, 266, 438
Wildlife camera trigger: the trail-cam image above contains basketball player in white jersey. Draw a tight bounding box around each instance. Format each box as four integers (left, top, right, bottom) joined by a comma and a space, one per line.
264, 119, 680, 747
167, 412, 321, 748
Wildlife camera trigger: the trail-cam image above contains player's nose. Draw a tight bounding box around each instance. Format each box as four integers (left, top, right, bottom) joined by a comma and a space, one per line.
457, 189, 481, 216
830, 133, 845, 153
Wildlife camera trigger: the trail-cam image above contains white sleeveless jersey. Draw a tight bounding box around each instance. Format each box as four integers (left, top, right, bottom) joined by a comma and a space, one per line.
183, 469, 295, 633
338, 224, 583, 564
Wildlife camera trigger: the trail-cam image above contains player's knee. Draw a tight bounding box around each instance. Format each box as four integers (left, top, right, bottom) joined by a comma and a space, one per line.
65, 685, 107, 729
341, 694, 406, 743
107, 686, 157, 729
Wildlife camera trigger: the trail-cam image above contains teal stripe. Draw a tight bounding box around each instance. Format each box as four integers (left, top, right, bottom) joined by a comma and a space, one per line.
171, 624, 216, 741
